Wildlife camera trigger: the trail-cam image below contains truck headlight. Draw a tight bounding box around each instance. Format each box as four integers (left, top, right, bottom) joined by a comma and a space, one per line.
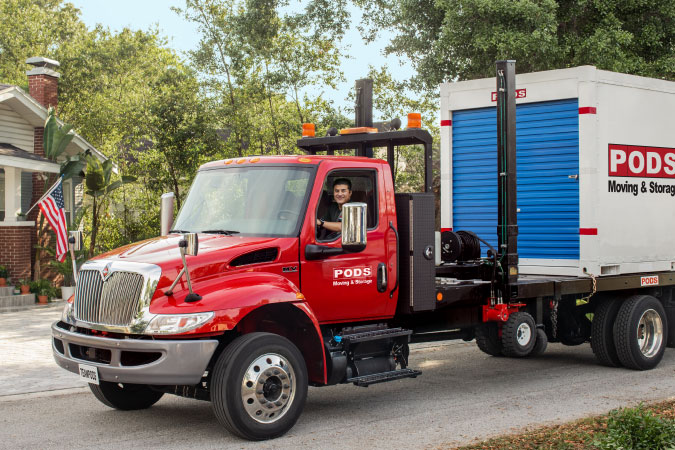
144, 312, 214, 335
61, 295, 74, 324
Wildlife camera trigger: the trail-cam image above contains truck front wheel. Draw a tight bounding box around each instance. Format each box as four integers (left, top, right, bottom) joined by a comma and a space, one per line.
211, 332, 308, 440
613, 295, 668, 370
89, 382, 164, 410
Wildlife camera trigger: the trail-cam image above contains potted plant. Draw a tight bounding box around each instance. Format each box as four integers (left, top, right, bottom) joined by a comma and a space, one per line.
31, 279, 52, 304
18, 279, 31, 295
0, 265, 8, 287
37, 288, 49, 304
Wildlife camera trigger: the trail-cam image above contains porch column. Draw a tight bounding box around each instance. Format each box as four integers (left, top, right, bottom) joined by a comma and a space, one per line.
4, 167, 21, 222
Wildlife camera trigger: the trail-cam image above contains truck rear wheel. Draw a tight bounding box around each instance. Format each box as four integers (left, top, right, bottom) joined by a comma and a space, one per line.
591, 298, 622, 367
475, 323, 503, 356
89, 381, 163, 410
613, 295, 668, 370
211, 332, 308, 440
502, 312, 536, 357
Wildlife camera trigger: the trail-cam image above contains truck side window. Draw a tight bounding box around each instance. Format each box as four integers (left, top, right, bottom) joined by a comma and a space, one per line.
316, 170, 378, 242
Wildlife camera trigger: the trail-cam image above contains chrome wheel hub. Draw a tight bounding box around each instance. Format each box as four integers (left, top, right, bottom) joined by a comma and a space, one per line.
241, 353, 296, 423
516, 323, 532, 346
637, 309, 663, 358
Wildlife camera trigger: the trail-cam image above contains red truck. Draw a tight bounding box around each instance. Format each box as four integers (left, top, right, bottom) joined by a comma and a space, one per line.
52, 62, 674, 440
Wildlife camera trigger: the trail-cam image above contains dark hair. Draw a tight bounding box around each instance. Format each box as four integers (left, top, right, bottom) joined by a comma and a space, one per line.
333, 178, 351, 190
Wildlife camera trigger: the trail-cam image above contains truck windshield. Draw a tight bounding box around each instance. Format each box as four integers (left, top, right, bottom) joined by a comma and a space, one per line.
173, 166, 313, 237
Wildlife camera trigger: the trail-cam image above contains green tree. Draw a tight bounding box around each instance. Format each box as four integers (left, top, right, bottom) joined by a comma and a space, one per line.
0, 0, 85, 87
355, 0, 675, 88
140, 66, 223, 209
175, 0, 348, 156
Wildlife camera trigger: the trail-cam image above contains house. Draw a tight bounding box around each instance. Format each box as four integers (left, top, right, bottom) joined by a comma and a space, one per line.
0, 57, 105, 281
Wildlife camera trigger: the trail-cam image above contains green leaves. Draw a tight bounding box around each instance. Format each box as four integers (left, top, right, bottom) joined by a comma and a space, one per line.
43, 107, 75, 160
356, 0, 675, 88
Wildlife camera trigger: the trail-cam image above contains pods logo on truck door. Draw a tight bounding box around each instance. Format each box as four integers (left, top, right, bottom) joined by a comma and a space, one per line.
333, 267, 373, 286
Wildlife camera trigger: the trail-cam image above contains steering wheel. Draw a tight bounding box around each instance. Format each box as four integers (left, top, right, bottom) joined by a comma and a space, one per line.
277, 209, 300, 220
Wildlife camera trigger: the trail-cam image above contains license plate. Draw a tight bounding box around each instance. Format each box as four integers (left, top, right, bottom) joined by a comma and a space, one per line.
78, 363, 100, 385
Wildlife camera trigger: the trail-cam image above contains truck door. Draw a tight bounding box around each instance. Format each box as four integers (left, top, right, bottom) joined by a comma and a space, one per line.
300, 168, 391, 322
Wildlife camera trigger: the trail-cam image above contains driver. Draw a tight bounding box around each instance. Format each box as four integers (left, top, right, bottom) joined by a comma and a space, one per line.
316, 178, 352, 240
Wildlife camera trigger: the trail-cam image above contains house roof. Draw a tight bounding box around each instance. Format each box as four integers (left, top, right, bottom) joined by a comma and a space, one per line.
0, 142, 60, 173
0, 84, 107, 164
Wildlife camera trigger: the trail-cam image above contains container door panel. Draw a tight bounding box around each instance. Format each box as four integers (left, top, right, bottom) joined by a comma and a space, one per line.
451, 98, 580, 259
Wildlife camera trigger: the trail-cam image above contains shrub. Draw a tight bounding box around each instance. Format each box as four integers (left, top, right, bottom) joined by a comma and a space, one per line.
0, 265, 8, 279
594, 404, 675, 450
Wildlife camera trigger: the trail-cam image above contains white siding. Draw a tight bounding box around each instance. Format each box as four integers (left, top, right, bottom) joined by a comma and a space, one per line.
0, 104, 34, 152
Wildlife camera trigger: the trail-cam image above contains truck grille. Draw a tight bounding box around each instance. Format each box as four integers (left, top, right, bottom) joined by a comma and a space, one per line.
74, 269, 145, 326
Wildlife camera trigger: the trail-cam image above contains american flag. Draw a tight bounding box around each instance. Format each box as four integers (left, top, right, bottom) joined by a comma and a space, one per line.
38, 178, 68, 262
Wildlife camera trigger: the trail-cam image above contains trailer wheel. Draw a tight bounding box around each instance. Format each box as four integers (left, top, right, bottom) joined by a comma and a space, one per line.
529, 328, 548, 357
211, 332, 308, 440
475, 323, 503, 356
502, 312, 536, 357
89, 382, 163, 410
590, 298, 622, 367
613, 295, 668, 371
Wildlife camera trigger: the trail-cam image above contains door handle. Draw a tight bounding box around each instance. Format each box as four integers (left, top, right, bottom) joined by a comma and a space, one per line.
377, 262, 387, 293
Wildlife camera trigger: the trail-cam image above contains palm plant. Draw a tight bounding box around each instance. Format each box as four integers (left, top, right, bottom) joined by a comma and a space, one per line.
84, 156, 135, 256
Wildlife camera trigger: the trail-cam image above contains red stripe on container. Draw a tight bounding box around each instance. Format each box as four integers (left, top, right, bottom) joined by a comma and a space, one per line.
579, 107, 597, 115
441, 227, 453, 232
579, 228, 598, 235
440, 119, 452, 126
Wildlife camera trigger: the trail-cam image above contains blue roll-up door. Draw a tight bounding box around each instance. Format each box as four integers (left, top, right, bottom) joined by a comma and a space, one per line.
451, 98, 580, 259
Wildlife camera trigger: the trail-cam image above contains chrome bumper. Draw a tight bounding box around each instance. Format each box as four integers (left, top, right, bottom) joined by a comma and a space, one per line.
52, 322, 219, 385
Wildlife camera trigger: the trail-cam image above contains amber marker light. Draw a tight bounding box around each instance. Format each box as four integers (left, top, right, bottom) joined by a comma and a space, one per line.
224, 159, 234, 165
236, 158, 247, 164
436, 292, 443, 302
298, 157, 312, 163
250, 157, 260, 163
296, 292, 305, 300
407, 113, 422, 129
302, 123, 315, 137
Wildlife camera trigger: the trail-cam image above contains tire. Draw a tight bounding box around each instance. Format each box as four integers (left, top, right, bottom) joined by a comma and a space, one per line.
591, 298, 623, 367
613, 295, 668, 371
529, 328, 548, 357
211, 332, 308, 440
475, 323, 503, 356
502, 312, 536, 357
89, 381, 163, 410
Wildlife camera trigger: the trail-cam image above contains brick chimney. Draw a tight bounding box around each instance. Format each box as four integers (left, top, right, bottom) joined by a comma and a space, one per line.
26, 56, 60, 111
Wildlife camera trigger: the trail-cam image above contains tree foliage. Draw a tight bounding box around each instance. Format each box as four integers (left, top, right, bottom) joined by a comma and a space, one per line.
356, 0, 675, 88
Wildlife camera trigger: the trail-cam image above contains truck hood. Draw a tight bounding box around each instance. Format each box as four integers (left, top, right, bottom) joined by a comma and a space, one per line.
93, 234, 294, 290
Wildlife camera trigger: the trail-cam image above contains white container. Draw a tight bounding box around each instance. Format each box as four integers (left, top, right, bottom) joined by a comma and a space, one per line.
439, 66, 675, 276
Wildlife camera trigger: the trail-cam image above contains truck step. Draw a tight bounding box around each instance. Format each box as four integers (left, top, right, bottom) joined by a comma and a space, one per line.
346, 368, 422, 387
341, 327, 412, 344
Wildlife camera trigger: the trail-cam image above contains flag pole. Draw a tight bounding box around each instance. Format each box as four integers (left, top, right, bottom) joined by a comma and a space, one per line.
24, 176, 63, 216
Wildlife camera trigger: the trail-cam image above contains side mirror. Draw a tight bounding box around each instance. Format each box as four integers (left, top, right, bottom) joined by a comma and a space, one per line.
341, 202, 367, 252
68, 230, 82, 251
180, 232, 199, 256
160, 192, 175, 236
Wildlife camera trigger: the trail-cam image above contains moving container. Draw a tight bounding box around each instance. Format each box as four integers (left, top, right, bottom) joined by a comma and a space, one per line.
440, 66, 675, 277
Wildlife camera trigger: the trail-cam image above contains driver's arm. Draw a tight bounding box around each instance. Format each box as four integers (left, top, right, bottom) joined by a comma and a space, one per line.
316, 218, 341, 232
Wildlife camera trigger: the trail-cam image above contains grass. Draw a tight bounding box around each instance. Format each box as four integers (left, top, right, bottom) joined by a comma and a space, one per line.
450, 399, 675, 450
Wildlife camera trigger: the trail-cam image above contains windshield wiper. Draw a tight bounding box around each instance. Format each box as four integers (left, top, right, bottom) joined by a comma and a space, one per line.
169, 229, 191, 234
201, 229, 240, 235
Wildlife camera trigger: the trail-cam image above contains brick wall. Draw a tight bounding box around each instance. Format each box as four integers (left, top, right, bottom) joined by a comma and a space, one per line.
0, 226, 33, 281
27, 74, 58, 111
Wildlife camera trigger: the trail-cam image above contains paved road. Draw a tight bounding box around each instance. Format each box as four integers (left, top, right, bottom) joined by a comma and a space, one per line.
1, 306, 675, 449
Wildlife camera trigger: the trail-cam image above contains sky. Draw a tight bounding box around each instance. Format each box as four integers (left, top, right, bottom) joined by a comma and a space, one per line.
68, 0, 416, 115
